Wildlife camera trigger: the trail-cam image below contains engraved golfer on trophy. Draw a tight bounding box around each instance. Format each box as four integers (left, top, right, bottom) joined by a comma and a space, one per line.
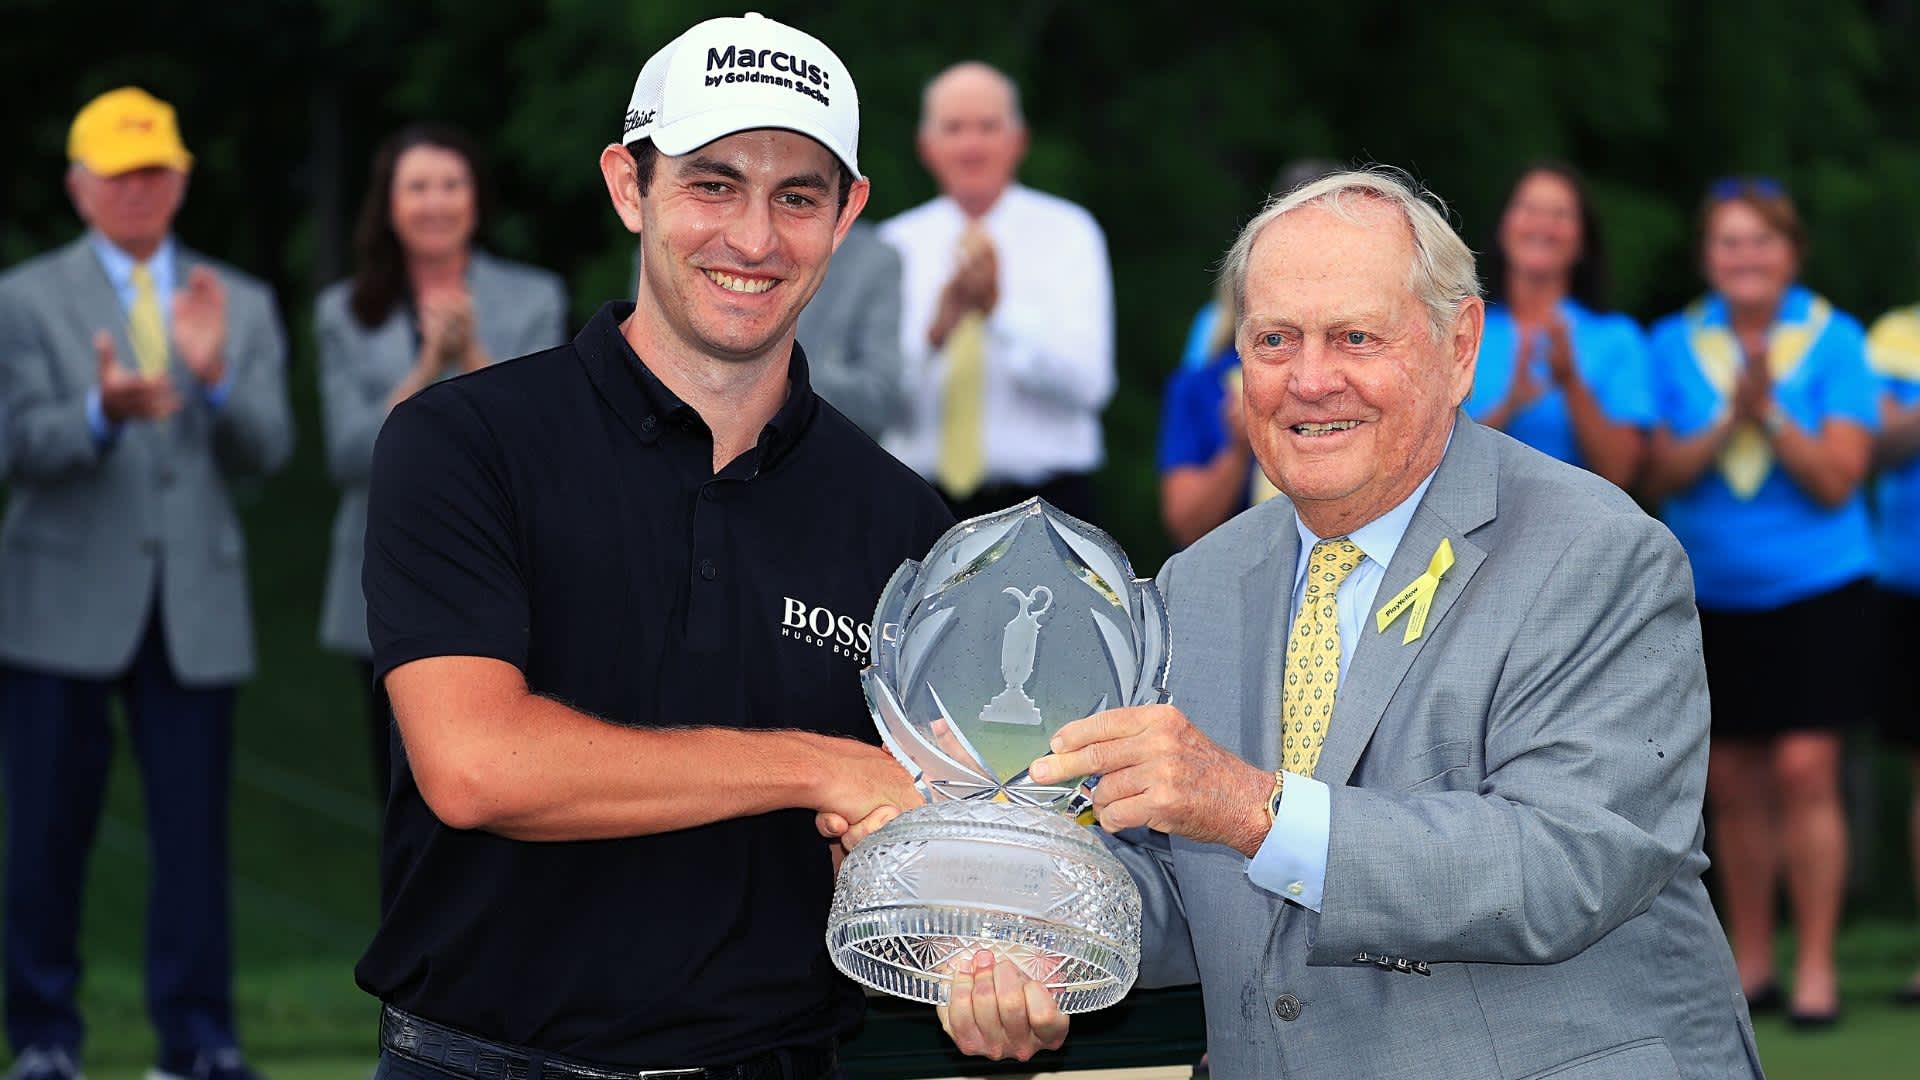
826, 498, 1169, 1013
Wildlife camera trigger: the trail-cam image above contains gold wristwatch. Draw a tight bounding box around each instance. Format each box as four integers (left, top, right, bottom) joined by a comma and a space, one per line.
1263, 769, 1287, 826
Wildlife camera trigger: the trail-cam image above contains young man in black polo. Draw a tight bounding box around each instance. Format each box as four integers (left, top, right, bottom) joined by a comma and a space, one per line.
358, 14, 951, 1079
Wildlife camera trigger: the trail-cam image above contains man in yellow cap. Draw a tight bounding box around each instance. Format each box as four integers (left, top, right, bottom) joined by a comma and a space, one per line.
0, 87, 290, 1080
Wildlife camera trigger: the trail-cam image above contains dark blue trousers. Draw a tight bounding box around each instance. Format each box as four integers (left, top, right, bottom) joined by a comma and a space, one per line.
0, 617, 236, 1060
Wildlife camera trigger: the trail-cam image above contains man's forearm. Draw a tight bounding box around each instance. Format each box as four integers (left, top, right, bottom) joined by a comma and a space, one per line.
391, 659, 895, 841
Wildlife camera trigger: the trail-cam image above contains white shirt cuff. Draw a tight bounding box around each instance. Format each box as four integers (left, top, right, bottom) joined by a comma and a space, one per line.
1244, 771, 1331, 911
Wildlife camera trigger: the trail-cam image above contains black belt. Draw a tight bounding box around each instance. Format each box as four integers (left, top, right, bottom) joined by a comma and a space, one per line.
379, 1005, 837, 1080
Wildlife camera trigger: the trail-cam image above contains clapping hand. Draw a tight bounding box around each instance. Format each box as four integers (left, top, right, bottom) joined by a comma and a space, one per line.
171, 266, 228, 387
1733, 344, 1773, 425
94, 331, 180, 422
419, 289, 476, 372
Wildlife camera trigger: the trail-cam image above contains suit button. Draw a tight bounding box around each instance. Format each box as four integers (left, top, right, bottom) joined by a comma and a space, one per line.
1274, 994, 1302, 1022
141, 539, 160, 556
699, 558, 717, 581
157, 467, 176, 487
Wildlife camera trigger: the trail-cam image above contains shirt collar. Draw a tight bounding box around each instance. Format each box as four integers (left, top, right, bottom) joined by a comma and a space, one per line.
936, 182, 1027, 228
1293, 439, 1448, 585
88, 230, 176, 292
575, 300, 818, 468
1696, 283, 1813, 329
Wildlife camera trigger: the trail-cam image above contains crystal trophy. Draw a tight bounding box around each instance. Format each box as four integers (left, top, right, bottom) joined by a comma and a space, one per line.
826, 498, 1169, 1013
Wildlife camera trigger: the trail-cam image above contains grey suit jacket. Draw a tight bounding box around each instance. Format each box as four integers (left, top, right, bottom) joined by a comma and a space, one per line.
1107, 415, 1763, 1080
314, 251, 566, 656
0, 236, 292, 685
795, 220, 903, 438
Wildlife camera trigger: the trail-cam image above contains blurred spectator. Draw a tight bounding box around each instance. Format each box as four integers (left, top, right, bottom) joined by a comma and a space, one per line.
0, 88, 291, 1080
1156, 274, 1277, 547
794, 219, 903, 437
1642, 178, 1876, 1027
1158, 161, 1337, 545
315, 125, 566, 800
1864, 300, 1920, 1006
1466, 163, 1651, 487
881, 61, 1113, 523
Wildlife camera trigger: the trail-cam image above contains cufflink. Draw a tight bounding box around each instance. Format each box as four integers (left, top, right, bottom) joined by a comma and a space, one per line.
1286, 881, 1305, 897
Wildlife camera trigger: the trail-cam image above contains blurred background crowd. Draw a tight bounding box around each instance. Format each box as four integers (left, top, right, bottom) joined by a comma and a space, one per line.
4, 1, 1920, 1077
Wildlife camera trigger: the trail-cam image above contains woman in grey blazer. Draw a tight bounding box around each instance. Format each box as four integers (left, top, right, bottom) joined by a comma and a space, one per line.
316, 125, 566, 797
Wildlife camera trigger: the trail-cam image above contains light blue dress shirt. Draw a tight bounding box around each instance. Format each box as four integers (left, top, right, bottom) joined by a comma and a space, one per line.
84, 232, 232, 446
1244, 464, 1441, 910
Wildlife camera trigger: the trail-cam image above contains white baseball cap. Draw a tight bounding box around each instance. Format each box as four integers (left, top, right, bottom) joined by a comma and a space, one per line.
622, 12, 860, 177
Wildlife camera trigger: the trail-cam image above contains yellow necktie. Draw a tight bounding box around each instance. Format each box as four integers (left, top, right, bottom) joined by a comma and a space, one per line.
128, 262, 169, 377
937, 311, 987, 499
1282, 538, 1363, 777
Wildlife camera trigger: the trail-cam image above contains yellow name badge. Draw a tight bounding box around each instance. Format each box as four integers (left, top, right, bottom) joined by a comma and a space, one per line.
1375, 539, 1455, 645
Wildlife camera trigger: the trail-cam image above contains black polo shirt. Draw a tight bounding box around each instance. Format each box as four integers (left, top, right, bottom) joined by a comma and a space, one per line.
356, 301, 953, 1066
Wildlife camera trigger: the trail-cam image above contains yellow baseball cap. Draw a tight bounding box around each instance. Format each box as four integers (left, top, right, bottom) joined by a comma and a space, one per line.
67, 87, 194, 176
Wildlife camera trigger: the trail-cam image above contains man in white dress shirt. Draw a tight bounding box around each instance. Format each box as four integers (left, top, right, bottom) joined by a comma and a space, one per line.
879, 62, 1114, 523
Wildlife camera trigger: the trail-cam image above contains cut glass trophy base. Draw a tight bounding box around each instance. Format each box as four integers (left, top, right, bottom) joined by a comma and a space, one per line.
826, 801, 1142, 1013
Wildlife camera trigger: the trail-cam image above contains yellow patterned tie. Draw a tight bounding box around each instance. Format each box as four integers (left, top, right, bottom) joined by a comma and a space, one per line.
128, 262, 169, 377
1283, 538, 1363, 777
937, 311, 987, 499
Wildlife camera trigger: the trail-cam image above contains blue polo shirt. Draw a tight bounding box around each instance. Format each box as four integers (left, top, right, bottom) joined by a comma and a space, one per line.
1647, 286, 1878, 611
1465, 298, 1655, 471
1158, 346, 1241, 474
1868, 305, 1920, 595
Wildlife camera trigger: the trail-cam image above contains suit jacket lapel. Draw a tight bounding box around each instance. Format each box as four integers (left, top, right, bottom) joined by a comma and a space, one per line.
1314, 413, 1497, 786
58, 238, 135, 376
1238, 519, 1300, 770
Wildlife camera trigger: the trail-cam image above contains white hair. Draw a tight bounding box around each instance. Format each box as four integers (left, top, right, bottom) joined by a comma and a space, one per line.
1221, 166, 1481, 341
918, 61, 1026, 133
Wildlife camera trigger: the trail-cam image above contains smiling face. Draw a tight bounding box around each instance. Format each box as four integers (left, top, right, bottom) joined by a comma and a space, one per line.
1239, 200, 1480, 536
1498, 169, 1583, 283
613, 129, 868, 365
917, 65, 1027, 216
1703, 198, 1798, 313
67, 165, 187, 259
389, 144, 477, 263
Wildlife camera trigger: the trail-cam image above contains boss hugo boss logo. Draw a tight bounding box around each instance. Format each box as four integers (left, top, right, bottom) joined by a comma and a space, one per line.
781, 596, 871, 661
704, 45, 832, 106
623, 107, 657, 135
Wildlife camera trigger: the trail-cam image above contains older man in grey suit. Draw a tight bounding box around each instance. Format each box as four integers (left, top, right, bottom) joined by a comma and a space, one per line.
0, 88, 289, 1080
929, 171, 1761, 1078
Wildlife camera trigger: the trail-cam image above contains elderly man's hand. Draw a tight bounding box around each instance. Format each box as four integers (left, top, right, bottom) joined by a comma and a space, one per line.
939, 950, 1068, 1062
171, 266, 228, 387
95, 332, 181, 422
1029, 705, 1272, 855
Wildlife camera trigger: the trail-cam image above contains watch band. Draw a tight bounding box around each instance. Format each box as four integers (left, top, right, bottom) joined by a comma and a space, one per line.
1263, 769, 1286, 826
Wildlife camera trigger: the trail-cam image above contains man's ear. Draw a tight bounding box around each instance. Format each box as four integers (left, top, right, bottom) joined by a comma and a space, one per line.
599, 144, 645, 234
1448, 295, 1485, 403
832, 176, 872, 251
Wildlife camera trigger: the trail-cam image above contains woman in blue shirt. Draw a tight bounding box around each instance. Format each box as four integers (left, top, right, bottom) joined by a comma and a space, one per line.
1643, 180, 1877, 1026
1864, 304, 1920, 1006
1467, 163, 1652, 488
